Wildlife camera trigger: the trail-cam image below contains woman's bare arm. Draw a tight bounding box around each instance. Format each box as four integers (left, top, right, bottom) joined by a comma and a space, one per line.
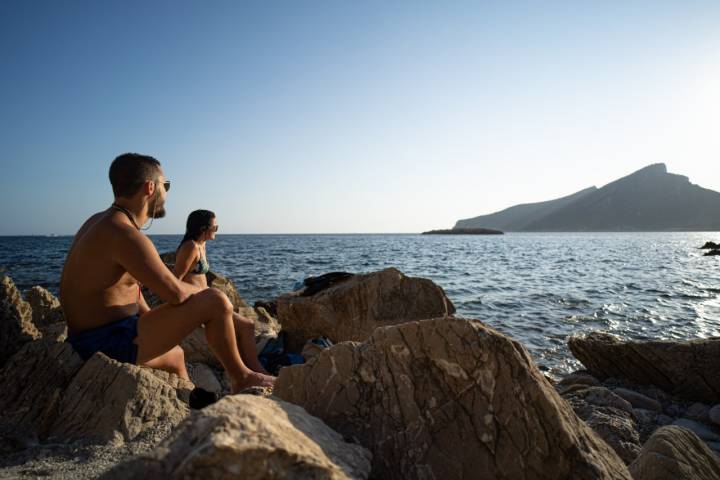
174, 241, 198, 280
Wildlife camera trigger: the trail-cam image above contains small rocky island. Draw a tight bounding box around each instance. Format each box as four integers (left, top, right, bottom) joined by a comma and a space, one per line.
422, 227, 504, 235
701, 241, 720, 257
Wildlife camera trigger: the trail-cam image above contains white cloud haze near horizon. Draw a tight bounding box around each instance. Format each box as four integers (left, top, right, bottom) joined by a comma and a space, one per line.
0, 1, 719, 235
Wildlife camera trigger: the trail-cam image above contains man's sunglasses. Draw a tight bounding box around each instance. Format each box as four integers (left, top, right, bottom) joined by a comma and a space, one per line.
161, 181, 171, 192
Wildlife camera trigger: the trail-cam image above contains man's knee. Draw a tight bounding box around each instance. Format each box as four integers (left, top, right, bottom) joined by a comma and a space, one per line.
198, 288, 233, 314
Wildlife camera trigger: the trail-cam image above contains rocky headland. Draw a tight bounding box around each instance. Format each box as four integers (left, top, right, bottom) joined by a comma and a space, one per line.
1, 263, 719, 479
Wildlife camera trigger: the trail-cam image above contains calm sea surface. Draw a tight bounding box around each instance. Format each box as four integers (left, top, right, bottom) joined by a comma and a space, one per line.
1, 233, 719, 376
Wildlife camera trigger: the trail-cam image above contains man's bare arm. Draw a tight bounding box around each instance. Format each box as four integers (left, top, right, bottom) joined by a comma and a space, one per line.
113, 227, 201, 305
138, 289, 151, 316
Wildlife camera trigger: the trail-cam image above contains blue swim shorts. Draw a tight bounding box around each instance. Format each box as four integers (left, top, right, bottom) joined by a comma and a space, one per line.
66, 314, 139, 364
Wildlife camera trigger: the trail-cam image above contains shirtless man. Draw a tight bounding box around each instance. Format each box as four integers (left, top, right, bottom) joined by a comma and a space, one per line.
60, 153, 274, 392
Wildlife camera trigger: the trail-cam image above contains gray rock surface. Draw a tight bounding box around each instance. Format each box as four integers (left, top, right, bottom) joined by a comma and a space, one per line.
275, 317, 632, 479
103, 395, 372, 480
187, 362, 222, 394
629, 426, 720, 480
671, 418, 720, 443
710, 405, 720, 427
276, 268, 456, 351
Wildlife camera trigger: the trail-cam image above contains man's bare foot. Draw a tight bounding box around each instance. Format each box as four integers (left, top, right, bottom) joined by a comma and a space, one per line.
251, 364, 272, 376
231, 371, 275, 393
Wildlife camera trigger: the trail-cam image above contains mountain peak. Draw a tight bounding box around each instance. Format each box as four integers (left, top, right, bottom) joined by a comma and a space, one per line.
631, 163, 667, 176
454, 164, 720, 231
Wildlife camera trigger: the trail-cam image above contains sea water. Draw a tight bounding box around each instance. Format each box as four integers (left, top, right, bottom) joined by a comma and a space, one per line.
2, 232, 718, 376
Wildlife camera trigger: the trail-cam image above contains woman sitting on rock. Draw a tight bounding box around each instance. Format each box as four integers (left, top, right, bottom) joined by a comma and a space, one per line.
175, 209, 272, 378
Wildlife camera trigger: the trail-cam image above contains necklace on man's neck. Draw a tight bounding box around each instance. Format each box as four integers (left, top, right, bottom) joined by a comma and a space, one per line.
111, 203, 140, 230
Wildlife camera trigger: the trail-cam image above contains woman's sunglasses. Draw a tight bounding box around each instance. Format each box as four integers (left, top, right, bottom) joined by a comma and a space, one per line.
209, 225, 219, 232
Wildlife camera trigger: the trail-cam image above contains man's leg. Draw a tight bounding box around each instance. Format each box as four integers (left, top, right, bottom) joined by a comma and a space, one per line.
134, 288, 273, 392
142, 345, 189, 381
232, 312, 270, 374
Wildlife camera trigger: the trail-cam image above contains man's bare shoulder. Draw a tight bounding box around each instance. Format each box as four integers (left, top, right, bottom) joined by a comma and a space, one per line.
76, 210, 137, 245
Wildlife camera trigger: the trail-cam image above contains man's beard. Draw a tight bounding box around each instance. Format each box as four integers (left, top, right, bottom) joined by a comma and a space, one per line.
148, 194, 166, 219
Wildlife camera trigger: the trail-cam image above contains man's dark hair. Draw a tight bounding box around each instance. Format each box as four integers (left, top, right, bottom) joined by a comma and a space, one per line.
109, 153, 161, 198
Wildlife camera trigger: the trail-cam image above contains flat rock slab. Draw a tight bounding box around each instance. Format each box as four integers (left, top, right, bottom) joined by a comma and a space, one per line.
276, 267, 456, 352
629, 426, 720, 480
103, 395, 372, 479
275, 317, 632, 479
569, 332, 720, 403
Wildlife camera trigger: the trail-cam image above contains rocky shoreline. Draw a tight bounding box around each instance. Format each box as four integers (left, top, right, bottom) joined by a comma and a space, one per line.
1, 265, 719, 479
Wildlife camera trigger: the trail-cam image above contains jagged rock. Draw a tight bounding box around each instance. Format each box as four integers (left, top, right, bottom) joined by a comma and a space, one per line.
49, 352, 189, 442
24, 285, 67, 341
0, 275, 41, 366
710, 405, 720, 427
672, 418, 720, 442
249, 305, 281, 339
704, 249, 720, 257
275, 317, 632, 479
568, 332, 720, 403
276, 268, 456, 352
701, 241, 720, 249
0, 339, 83, 439
612, 388, 662, 412
25, 285, 64, 327
629, 426, 720, 480
562, 387, 641, 464
102, 395, 372, 479
188, 362, 222, 394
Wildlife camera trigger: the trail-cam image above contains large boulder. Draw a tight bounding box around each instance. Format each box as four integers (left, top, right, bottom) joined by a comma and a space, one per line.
49, 352, 190, 442
629, 426, 720, 480
103, 395, 372, 479
0, 275, 41, 366
0, 339, 83, 439
568, 332, 720, 403
276, 268, 456, 351
274, 317, 632, 480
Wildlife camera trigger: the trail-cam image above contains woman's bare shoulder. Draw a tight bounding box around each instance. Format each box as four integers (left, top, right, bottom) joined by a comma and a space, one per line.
177, 240, 199, 259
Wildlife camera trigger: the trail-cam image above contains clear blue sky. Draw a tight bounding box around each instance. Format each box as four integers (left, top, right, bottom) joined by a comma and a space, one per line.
1, 1, 719, 234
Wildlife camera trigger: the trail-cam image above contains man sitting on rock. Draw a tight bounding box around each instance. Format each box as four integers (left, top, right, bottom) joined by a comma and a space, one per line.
60, 153, 274, 392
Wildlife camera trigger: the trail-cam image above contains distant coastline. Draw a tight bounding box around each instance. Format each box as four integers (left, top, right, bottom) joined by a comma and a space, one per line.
422, 228, 504, 235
